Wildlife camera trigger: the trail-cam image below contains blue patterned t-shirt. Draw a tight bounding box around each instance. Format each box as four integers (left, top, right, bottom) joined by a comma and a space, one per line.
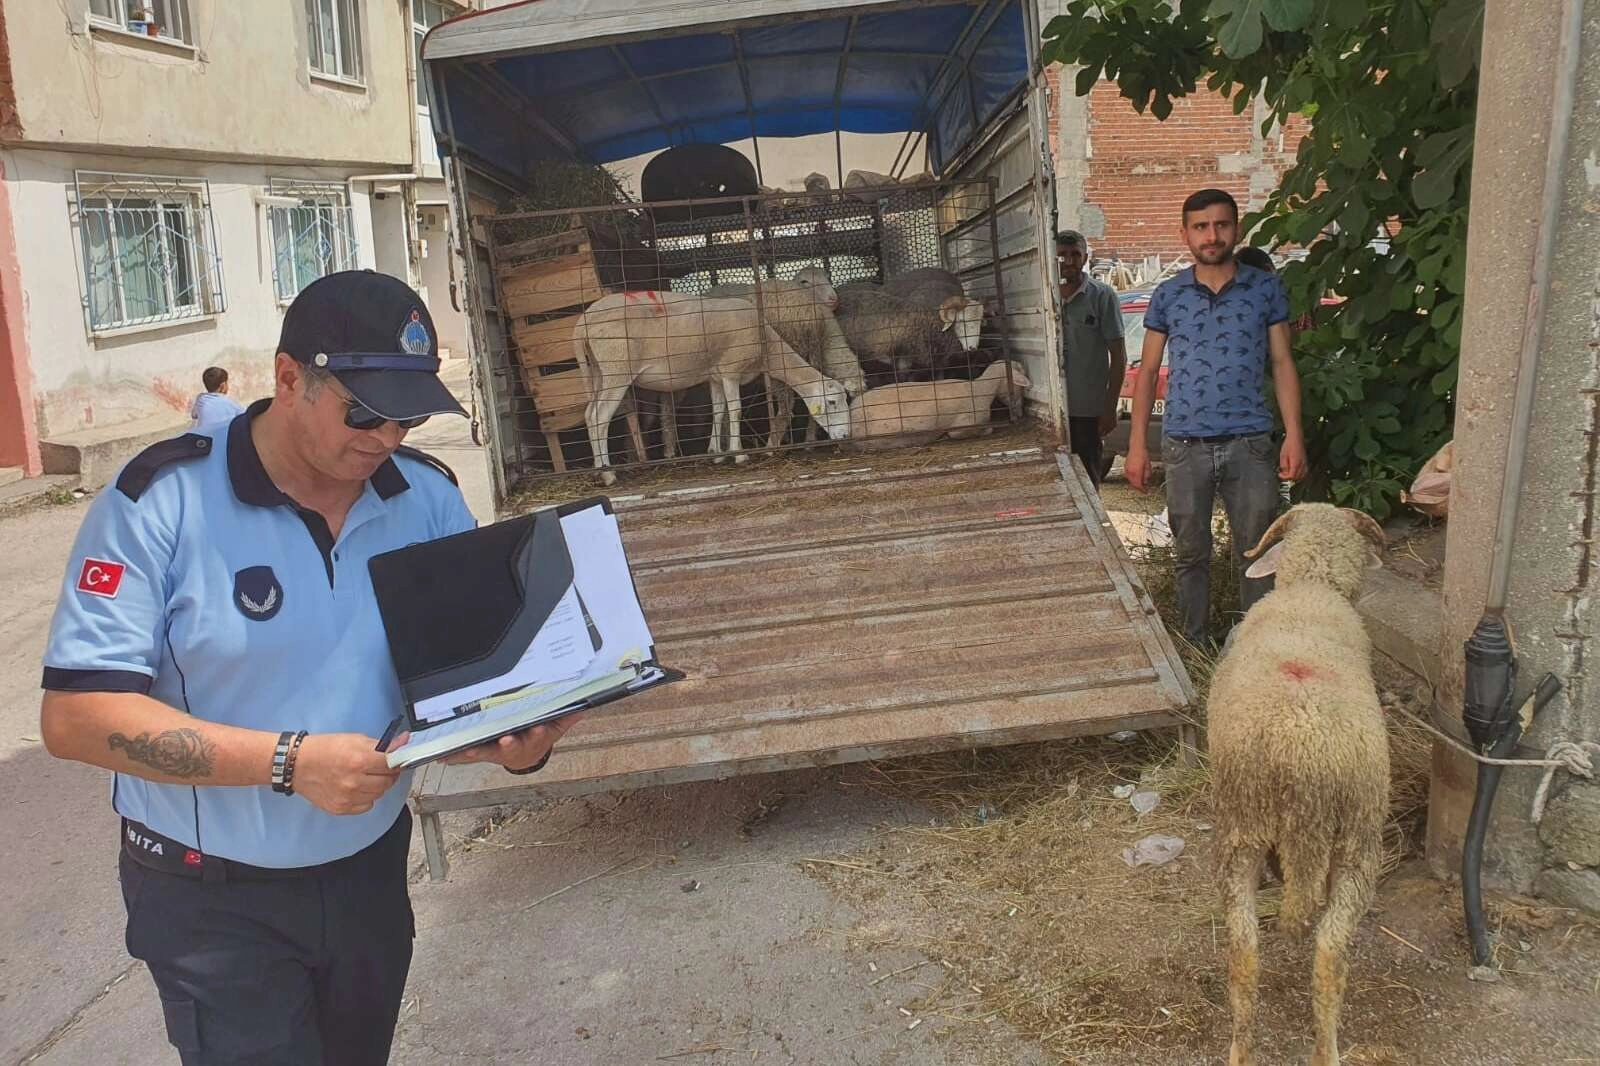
1143, 264, 1289, 438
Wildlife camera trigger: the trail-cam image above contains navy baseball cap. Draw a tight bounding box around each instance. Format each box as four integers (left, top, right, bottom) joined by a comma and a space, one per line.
277, 270, 467, 423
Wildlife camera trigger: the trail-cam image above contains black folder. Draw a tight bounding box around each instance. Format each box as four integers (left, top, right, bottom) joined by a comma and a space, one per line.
367, 497, 680, 768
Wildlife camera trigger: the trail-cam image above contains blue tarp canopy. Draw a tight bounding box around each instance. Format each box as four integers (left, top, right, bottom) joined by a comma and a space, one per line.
423, 0, 1029, 179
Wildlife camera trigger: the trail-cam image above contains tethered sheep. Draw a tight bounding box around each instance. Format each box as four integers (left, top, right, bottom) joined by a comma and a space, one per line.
1208, 503, 1388, 1066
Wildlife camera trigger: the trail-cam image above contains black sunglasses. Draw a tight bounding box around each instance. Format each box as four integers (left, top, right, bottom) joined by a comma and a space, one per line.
342, 397, 430, 432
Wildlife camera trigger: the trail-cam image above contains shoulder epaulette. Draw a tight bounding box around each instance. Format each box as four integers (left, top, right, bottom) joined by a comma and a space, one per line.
116, 433, 215, 502
395, 444, 458, 486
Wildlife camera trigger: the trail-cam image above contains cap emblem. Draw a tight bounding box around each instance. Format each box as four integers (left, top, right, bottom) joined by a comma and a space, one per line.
399, 309, 432, 356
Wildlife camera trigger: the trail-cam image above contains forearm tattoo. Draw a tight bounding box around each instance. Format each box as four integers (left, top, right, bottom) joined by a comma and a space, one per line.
108, 729, 216, 779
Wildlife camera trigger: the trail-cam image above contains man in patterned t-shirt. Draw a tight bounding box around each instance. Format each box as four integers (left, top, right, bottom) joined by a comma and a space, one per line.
1124, 189, 1308, 647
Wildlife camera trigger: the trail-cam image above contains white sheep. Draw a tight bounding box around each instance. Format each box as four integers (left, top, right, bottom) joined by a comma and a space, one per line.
700, 268, 866, 450
846, 360, 1029, 446
705, 268, 867, 397
573, 291, 852, 484
1208, 503, 1388, 1066
835, 279, 984, 378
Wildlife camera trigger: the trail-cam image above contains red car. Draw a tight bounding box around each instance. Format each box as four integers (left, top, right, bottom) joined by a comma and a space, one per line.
1100, 288, 1338, 477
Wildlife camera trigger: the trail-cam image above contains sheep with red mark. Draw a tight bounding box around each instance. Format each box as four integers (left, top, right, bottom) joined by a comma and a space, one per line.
1208, 502, 1388, 1066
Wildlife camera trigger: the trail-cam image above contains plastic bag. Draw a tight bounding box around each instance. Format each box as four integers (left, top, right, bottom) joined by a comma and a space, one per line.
1401, 440, 1453, 519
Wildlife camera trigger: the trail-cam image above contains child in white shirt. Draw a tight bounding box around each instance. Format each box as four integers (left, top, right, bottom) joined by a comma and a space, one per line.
189, 366, 244, 428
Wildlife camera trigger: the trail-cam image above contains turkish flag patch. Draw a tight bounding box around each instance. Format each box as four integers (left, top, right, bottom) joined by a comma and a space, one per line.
76, 558, 126, 599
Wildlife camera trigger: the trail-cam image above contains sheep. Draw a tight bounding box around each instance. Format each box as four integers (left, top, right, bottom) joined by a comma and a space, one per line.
705, 268, 867, 397
846, 360, 1030, 447
698, 268, 867, 449
883, 266, 963, 306
834, 278, 985, 380
573, 290, 852, 484
1208, 503, 1389, 1066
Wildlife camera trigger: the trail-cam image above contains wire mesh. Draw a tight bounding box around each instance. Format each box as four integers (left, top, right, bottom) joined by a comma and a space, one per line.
72, 171, 225, 334
477, 179, 1023, 486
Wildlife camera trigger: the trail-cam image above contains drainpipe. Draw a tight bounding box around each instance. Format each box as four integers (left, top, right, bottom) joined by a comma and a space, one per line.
399, 0, 425, 291
1457, 0, 1583, 973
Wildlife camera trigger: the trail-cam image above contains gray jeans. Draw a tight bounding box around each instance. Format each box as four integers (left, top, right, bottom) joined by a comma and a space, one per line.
1161, 433, 1282, 645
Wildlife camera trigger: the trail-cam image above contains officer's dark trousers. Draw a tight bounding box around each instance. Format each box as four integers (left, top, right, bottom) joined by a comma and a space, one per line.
119, 810, 415, 1065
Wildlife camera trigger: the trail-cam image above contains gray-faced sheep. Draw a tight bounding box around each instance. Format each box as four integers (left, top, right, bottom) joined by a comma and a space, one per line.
834, 280, 984, 380
1208, 503, 1388, 1066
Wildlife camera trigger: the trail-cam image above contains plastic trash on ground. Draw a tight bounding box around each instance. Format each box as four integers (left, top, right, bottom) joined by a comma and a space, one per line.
1122, 834, 1186, 868
1130, 789, 1161, 815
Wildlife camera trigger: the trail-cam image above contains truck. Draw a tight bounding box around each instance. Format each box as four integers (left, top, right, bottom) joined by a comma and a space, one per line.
412, 0, 1194, 880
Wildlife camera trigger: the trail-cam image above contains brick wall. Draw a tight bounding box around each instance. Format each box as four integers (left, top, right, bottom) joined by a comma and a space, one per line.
0, 4, 18, 141
1054, 75, 1309, 263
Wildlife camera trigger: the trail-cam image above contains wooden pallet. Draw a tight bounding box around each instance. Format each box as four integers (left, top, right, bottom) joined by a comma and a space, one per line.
487, 220, 659, 470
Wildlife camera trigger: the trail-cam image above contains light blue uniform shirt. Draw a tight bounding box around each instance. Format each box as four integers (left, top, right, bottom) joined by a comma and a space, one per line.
42, 402, 476, 867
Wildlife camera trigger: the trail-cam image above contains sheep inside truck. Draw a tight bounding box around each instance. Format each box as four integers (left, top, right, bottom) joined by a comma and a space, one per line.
573, 290, 853, 484
702, 266, 869, 448
835, 271, 985, 382
1208, 503, 1388, 1066
847, 360, 1029, 447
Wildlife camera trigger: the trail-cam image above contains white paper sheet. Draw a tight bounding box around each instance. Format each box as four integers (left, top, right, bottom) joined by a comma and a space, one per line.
411, 583, 595, 722
558, 506, 656, 674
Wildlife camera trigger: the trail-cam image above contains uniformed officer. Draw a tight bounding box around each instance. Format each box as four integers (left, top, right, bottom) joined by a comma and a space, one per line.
39, 271, 580, 1065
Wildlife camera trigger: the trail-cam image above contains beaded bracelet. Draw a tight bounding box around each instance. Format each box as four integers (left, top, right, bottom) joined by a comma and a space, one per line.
271, 730, 309, 795
280, 731, 309, 796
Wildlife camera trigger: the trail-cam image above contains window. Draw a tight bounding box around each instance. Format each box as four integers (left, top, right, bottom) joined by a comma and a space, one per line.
268, 182, 360, 302
306, 0, 362, 84
412, 0, 453, 110
75, 172, 223, 333
89, 0, 192, 44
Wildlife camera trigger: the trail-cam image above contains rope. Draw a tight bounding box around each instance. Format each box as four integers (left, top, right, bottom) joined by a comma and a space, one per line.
1531, 741, 1600, 825
1385, 703, 1600, 824
1385, 702, 1574, 768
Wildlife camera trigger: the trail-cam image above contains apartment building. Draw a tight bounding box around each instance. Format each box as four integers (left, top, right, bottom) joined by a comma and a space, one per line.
0, 0, 475, 481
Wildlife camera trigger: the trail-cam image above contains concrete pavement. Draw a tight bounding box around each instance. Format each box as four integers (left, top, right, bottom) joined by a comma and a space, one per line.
3, 371, 1049, 1065
0, 502, 132, 1065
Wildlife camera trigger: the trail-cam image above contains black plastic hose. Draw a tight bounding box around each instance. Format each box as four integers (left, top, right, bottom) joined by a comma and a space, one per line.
1461, 671, 1563, 967
1462, 726, 1523, 967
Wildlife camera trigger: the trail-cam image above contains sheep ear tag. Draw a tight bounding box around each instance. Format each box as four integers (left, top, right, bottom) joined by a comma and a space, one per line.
1244, 542, 1284, 579
1365, 550, 1384, 571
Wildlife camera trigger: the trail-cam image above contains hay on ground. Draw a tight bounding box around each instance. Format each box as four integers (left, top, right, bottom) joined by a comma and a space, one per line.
808, 537, 1437, 1061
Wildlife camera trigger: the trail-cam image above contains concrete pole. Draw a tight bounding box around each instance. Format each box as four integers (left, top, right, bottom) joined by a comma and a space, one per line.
1427, 0, 1600, 911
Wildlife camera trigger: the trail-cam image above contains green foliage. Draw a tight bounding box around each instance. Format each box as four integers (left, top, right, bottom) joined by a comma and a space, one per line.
1043, 0, 1478, 518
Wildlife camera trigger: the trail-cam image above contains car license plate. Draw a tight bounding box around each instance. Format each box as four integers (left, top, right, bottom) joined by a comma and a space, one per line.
1116, 398, 1164, 415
